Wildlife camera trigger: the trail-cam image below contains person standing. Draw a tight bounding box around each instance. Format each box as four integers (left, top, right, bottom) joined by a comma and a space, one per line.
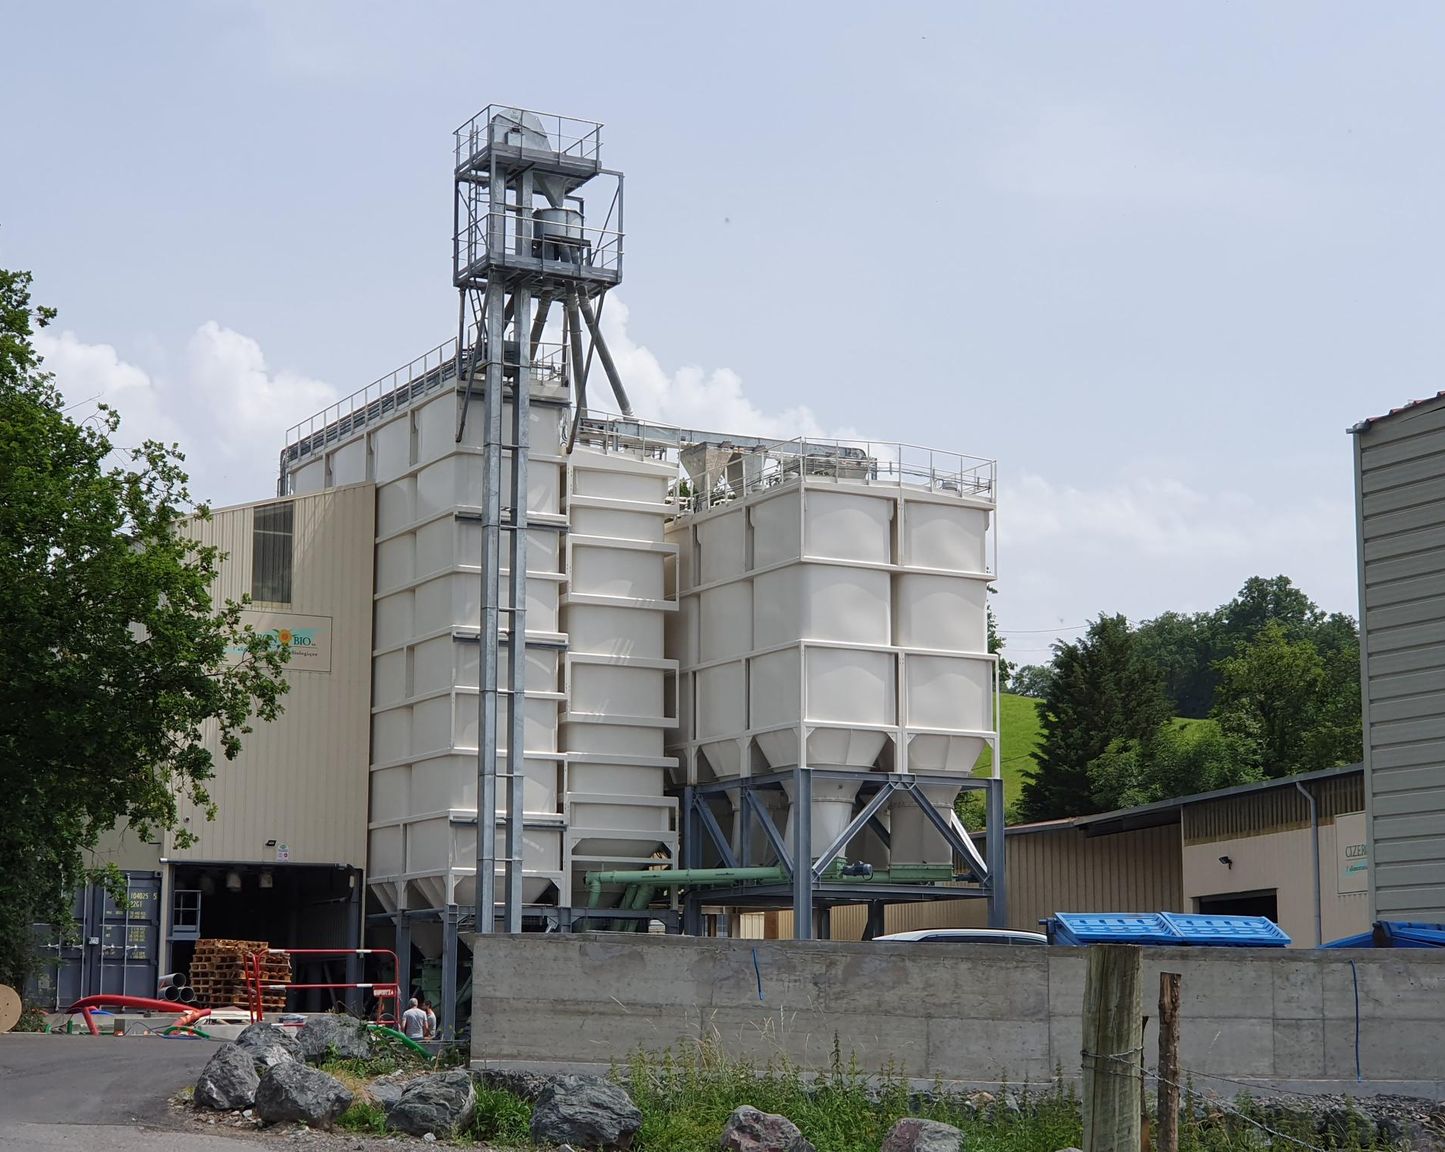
400, 997, 427, 1040
423, 999, 438, 1039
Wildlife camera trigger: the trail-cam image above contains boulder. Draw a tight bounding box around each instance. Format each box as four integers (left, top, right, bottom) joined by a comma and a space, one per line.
297, 1014, 372, 1063
719, 1105, 816, 1152
253, 1061, 354, 1129
530, 1074, 642, 1150
388, 1070, 477, 1137
881, 1119, 964, 1152
194, 1044, 261, 1111
234, 1021, 303, 1071
474, 1066, 555, 1101
368, 1071, 412, 1111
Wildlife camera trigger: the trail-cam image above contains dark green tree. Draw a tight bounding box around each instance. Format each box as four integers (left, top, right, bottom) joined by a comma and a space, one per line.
986, 588, 1012, 691
1009, 664, 1054, 699
0, 268, 290, 988
1017, 614, 1171, 821
1088, 721, 1263, 811
1212, 620, 1361, 777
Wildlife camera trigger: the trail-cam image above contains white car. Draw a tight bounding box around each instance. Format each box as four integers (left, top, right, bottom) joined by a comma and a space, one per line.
872, 928, 1048, 945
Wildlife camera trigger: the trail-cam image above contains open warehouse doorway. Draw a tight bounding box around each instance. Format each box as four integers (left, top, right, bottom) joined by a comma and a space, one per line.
167, 862, 367, 1012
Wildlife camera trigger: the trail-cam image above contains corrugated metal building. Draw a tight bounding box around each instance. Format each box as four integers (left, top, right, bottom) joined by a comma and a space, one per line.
1352, 395, 1445, 922
741, 766, 1368, 948
34, 485, 377, 1005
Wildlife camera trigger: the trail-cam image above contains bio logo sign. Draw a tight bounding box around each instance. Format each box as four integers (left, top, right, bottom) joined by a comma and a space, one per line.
230, 612, 333, 673
1336, 812, 1368, 895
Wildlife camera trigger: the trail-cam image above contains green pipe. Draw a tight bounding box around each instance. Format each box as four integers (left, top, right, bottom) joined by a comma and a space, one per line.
368, 1023, 432, 1058
585, 863, 957, 908
586, 867, 788, 908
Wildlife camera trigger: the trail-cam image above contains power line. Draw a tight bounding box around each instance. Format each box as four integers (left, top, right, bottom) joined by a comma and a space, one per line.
997, 624, 1088, 635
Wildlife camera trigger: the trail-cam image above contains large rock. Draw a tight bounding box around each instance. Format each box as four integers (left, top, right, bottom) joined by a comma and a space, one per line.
368, 1071, 413, 1111
530, 1074, 642, 1150
720, 1105, 816, 1152
882, 1118, 964, 1152
234, 1021, 303, 1071
474, 1066, 555, 1102
194, 1043, 261, 1111
254, 1061, 354, 1129
388, 1071, 477, 1137
297, 1014, 372, 1063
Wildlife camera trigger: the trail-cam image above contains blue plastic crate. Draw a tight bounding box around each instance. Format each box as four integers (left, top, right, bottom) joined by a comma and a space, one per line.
1164, 913, 1290, 947
1046, 911, 1290, 948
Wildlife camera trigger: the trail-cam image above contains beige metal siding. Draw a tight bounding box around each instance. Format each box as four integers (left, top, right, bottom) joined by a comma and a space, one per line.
167, 484, 376, 867
1183, 774, 1364, 845
1355, 398, 1445, 920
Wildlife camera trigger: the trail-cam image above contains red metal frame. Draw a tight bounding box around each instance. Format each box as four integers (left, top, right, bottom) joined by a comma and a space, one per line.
63, 994, 211, 1037
246, 948, 401, 1023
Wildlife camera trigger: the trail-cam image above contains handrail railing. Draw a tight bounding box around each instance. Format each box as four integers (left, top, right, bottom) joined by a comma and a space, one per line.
247, 947, 401, 1023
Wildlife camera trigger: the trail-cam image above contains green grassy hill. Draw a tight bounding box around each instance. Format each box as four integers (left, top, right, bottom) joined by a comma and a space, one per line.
971, 694, 1216, 816
972, 692, 1045, 810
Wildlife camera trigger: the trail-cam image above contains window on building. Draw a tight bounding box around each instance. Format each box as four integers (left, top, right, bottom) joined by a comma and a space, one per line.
251, 502, 294, 603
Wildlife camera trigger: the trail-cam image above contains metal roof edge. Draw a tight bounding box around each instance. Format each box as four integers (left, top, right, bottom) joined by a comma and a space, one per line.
1349, 391, 1445, 434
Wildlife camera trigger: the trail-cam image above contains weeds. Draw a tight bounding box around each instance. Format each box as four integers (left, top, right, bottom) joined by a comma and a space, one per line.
337, 1100, 390, 1134
468, 1085, 533, 1144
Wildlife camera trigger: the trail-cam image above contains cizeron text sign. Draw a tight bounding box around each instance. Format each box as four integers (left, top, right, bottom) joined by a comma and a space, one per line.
1336, 811, 1368, 895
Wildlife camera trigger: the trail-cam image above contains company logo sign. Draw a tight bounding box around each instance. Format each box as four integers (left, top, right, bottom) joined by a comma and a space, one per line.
230, 612, 333, 673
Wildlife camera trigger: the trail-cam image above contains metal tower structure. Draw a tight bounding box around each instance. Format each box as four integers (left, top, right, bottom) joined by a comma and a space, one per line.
452, 106, 632, 933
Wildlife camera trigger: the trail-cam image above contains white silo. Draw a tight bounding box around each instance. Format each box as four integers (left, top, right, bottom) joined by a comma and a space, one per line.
662, 438, 1002, 936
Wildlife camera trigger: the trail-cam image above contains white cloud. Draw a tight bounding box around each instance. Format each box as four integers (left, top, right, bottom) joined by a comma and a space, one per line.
599, 297, 862, 442
997, 471, 1356, 661
35, 324, 337, 508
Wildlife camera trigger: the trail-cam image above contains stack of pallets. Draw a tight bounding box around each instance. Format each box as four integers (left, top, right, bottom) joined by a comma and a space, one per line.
187, 939, 291, 1012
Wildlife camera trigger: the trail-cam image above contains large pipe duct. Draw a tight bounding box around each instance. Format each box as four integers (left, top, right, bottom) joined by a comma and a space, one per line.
528, 296, 551, 361
565, 292, 590, 453
576, 292, 633, 417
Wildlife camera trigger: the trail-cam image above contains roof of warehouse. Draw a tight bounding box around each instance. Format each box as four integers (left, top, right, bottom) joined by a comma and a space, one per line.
1002, 761, 1363, 838
1349, 391, 1445, 433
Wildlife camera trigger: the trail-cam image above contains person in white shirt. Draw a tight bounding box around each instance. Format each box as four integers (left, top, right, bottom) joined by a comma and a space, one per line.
422, 999, 437, 1039
400, 997, 428, 1040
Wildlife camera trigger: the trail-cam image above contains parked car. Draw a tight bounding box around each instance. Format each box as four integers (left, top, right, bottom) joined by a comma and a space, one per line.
872, 928, 1048, 945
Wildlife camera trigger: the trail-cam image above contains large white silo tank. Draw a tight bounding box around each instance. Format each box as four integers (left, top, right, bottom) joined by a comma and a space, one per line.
560, 447, 678, 897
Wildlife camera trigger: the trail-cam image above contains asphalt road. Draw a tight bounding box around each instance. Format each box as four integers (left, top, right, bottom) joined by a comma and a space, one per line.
0, 1034, 271, 1151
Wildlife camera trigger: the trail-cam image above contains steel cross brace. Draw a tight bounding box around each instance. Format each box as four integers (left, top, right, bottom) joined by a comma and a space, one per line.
741, 788, 793, 873
900, 781, 989, 882
810, 783, 898, 880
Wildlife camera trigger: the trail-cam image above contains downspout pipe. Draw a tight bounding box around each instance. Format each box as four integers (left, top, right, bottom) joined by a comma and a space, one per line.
1296, 781, 1322, 947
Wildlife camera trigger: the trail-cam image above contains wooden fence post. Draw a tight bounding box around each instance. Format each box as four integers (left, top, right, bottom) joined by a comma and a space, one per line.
1157, 971, 1182, 1152
1082, 944, 1143, 1152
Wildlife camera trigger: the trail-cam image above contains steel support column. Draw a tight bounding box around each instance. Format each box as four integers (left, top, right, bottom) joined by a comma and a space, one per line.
475, 276, 505, 934
394, 915, 413, 1008
791, 765, 813, 939
503, 271, 531, 934
987, 778, 1007, 928
345, 871, 362, 1015
440, 904, 459, 1040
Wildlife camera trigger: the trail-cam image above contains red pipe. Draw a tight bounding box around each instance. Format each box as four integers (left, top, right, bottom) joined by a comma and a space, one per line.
64, 994, 211, 1037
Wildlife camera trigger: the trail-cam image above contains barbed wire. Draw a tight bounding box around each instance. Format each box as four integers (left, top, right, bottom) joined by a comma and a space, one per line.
1081, 1048, 1365, 1152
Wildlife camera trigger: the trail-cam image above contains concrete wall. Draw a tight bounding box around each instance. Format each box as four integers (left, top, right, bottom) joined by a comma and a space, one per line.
471, 934, 1445, 1096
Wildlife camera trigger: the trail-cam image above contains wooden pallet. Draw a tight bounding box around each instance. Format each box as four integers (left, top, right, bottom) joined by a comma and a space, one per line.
187, 939, 291, 1010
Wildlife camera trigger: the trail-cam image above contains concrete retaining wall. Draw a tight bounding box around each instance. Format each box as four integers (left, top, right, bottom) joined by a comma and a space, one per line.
470, 934, 1445, 1096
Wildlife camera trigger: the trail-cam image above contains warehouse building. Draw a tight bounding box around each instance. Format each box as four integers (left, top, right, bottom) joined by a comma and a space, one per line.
29, 485, 376, 1009
1352, 394, 1445, 922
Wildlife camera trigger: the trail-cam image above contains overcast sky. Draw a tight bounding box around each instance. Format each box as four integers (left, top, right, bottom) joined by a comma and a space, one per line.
5, 3, 1441, 664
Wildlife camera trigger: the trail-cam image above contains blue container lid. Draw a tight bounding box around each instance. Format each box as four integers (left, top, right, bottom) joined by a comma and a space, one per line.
1047, 911, 1290, 947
